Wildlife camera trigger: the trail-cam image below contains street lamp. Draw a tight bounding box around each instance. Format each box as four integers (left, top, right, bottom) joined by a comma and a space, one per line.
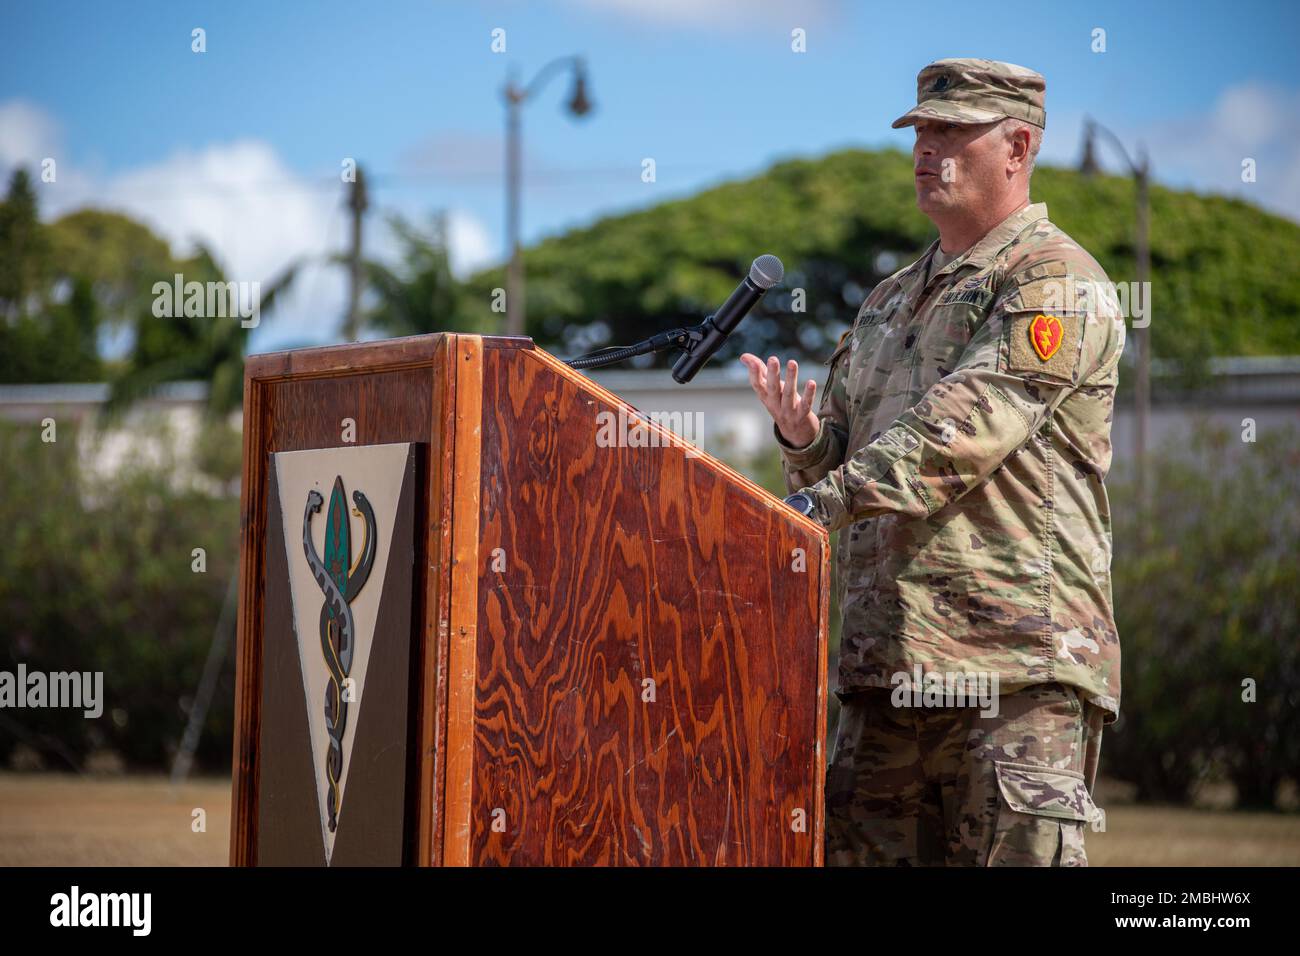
502, 56, 593, 337
1080, 117, 1152, 540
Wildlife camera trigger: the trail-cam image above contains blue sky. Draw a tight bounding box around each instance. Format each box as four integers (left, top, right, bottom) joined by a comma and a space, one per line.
3, 0, 1298, 349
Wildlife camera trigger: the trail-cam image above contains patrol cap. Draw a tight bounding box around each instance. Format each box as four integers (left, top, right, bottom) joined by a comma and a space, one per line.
891, 58, 1046, 130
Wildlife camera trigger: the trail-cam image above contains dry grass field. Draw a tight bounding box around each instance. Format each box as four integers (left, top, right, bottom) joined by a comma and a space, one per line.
0, 773, 232, 866
2, 772, 1298, 866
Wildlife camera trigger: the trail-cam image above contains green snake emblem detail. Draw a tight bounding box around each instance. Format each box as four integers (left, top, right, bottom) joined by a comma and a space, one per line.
302, 476, 377, 832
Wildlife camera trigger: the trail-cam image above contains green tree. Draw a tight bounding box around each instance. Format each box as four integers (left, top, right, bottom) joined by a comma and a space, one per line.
0, 168, 103, 383
110, 244, 301, 416
46, 208, 176, 329
0, 419, 239, 771
1104, 424, 1300, 807
459, 148, 1300, 370
0, 168, 49, 320
0, 167, 298, 413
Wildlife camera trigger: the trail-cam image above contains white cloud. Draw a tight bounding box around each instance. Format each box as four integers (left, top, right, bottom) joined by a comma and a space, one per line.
1147, 83, 1300, 222
1042, 85, 1300, 223
0, 98, 97, 201
107, 142, 334, 285
446, 209, 495, 277
81, 139, 343, 350
0, 99, 61, 168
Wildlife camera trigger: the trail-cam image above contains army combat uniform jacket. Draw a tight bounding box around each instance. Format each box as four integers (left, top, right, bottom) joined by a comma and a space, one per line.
778, 202, 1125, 723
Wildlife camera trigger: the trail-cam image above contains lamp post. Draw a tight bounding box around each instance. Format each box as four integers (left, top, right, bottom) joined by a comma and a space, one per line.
1081, 117, 1152, 539
502, 56, 593, 337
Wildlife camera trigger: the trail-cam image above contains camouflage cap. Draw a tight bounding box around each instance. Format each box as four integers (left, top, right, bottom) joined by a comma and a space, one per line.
892, 58, 1046, 130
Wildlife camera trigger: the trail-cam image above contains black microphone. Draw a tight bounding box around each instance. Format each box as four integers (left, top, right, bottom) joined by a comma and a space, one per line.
671, 254, 784, 384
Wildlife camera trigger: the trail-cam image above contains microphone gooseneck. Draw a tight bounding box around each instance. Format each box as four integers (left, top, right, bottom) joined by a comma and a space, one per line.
564, 254, 784, 378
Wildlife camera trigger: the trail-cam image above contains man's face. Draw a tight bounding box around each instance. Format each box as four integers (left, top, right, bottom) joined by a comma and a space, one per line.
912, 118, 1010, 218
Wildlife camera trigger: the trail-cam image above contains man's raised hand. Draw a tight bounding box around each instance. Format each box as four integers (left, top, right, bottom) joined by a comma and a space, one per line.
739, 353, 819, 450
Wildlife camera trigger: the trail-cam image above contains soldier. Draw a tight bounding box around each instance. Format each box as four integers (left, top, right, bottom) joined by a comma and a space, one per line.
741, 59, 1126, 866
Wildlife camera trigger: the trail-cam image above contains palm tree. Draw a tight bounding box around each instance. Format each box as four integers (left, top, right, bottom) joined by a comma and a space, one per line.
110, 244, 301, 416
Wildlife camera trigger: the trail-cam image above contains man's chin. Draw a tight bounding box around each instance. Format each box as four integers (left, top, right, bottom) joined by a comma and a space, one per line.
915, 187, 952, 216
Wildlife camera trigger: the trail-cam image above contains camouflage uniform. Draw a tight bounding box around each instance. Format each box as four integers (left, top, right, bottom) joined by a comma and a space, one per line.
825, 683, 1105, 866
776, 60, 1124, 865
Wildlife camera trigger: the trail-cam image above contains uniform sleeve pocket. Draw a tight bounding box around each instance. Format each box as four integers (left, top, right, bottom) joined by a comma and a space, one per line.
863, 424, 922, 480
986, 761, 1099, 866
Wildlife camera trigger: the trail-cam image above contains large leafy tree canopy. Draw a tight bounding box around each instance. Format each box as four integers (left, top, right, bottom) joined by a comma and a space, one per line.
4, 149, 1299, 400
455, 148, 1300, 371
0, 168, 295, 413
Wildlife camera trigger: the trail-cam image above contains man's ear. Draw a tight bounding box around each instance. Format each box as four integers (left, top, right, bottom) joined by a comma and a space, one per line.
1006, 122, 1032, 173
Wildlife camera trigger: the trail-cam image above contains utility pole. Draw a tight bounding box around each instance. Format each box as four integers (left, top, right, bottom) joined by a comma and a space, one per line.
505, 93, 523, 336
344, 164, 368, 341
170, 575, 238, 786
1081, 119, 1152, 545
502, 56, 592, 337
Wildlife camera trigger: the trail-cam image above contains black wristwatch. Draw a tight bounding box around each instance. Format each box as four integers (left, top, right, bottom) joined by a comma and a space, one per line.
783, 492, 817, 518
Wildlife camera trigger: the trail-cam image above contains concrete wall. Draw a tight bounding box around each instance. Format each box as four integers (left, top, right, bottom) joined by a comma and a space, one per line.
2, 356, 1295, 484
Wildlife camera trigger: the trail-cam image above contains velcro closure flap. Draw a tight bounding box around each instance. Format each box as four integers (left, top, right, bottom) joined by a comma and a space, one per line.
994, 761, 1098, 822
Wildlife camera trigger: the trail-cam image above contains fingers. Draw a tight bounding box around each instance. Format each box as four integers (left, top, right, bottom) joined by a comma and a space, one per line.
782, 359, 798, 414
802, 377, 817, 412
739, 353, 764, 391
742, 354, 811, 426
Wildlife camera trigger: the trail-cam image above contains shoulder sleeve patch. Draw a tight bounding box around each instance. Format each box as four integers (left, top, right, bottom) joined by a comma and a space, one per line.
1003, 311, 1085, 383
996, 272, 1103, 384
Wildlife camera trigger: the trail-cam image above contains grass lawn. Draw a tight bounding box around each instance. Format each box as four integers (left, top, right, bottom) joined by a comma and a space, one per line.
1, 772, 1297, 866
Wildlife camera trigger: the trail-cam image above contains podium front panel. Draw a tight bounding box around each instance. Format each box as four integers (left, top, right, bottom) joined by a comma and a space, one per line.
232, 335, 829, 867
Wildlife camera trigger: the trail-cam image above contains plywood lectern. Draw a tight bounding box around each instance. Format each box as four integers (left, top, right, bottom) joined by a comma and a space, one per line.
230, 334, 829, 866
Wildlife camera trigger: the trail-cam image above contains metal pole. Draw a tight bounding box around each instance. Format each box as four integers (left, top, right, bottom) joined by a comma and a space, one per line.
500, 56, 591, 338
344, 165, 368, 341
505, 94, 524, 337
170, 573, 238, 786
1080, 119, 1153, 548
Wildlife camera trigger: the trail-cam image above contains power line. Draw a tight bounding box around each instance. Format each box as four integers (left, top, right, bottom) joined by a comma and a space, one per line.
36, 165, 720, 201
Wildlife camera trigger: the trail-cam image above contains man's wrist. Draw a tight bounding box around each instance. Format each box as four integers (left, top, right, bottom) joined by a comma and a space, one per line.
774, 418, 824, 457
776, 422, 818, 451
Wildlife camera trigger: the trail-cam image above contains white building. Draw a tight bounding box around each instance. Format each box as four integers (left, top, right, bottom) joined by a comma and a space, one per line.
2, 355, 1296, 489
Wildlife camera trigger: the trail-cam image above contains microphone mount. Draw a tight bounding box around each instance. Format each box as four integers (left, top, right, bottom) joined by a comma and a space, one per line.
562, 253, 782, 377
563, 317, 717, 372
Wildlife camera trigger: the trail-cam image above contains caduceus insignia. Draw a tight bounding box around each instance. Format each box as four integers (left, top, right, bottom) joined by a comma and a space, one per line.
302, 476, 377, 832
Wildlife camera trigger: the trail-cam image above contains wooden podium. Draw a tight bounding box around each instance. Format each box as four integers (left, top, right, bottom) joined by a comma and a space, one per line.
230, 334, 829, 866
